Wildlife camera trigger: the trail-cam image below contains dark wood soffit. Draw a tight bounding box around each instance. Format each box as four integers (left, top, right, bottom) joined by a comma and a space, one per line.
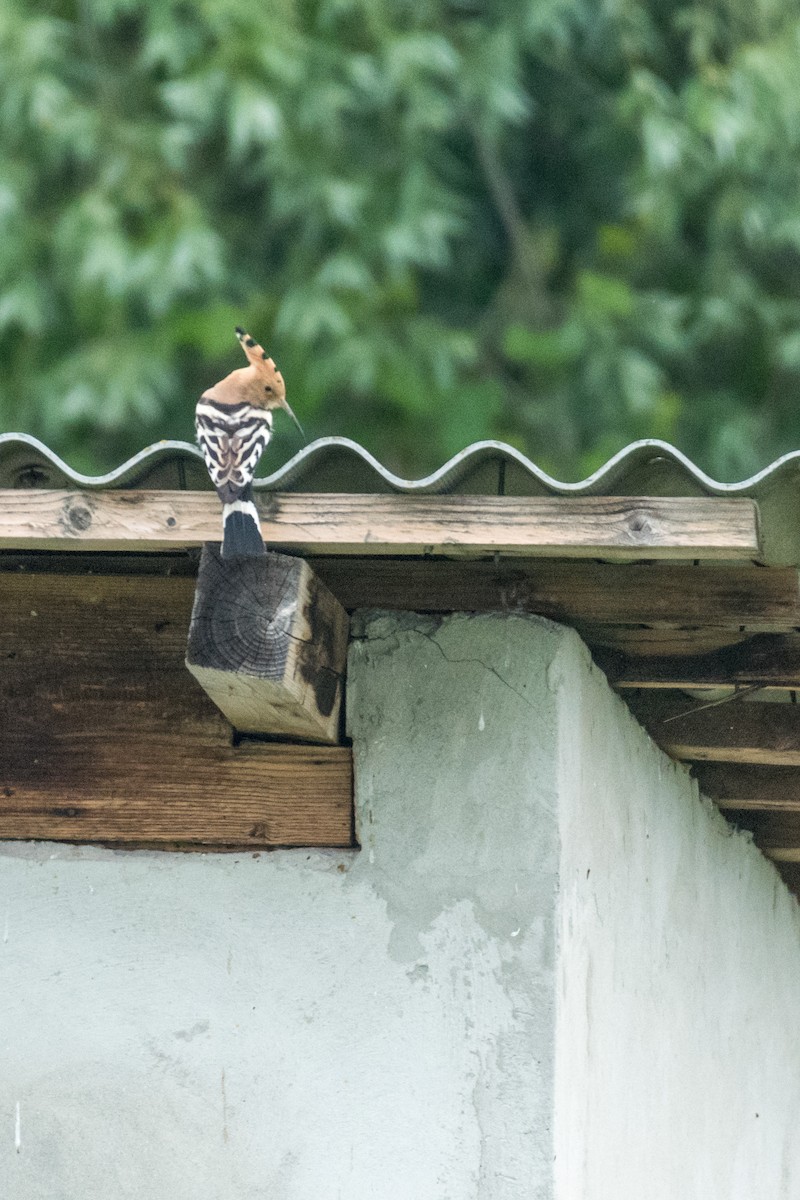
309, 559, 798, 630
628, 694, 800, 766
0, 571, 353, 848
719, 810, 800, 863
6, 557, 800, 868
596, 633, 800, 689
4, 553, 796, 630
694, 764, 800, 811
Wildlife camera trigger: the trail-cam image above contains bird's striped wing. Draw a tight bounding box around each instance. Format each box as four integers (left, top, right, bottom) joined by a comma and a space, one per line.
195, 401, 273, 504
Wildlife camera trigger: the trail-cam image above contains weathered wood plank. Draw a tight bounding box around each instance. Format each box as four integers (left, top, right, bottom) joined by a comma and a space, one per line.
0, 549, 200, 575
0, 572, 353, 846
767, 849, 800, 862
628, 694, 800, 765
309, 559, 797, 628
186, 546, 349, 743
576, 627, 751, 657
0, 738, 353, 845
4, 554, 795, 630
598, 634, 800, 689
695, 763, 800, 810
0, 489, 761, 559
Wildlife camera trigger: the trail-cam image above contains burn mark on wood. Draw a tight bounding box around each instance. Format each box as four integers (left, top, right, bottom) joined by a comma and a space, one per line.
299, 576, 347, 718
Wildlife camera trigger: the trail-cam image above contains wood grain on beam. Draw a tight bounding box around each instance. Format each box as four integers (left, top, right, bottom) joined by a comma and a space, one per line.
598, 634, 800, 689
310, 559, 796, 629
0, 572, 353, 847
187, 546, 349, 744
628, 694, 800, 766
3, 554, 795, 630
694, 763, 800, 810
0, 738, 353, 846
0, 489, 761, 559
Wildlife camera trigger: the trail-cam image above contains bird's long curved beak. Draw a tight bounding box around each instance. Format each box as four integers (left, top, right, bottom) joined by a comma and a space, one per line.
282, 398, 306, 443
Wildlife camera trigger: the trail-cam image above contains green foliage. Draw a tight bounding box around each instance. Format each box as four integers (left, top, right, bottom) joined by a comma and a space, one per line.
3, 0, 800, 479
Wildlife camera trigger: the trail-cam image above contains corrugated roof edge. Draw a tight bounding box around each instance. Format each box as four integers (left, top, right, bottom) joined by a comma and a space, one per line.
3, 431, 800, 497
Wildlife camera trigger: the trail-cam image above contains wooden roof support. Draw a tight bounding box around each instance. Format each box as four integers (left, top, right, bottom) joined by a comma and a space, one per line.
0, 570, 353, 846
3, 554, 796, 631
186, 546, 349, 744
719, 810, 800, 863
628, 694, 800, 766
597, 633, 800, 689
309, 560, 799, 630
0, 489, 761, 559
0, 739, 353, 847
695, 764, 800, 810
775, 864, 800, 892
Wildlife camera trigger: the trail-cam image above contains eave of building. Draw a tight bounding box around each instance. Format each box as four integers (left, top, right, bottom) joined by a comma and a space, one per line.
2, 431, 800, 891
3, 431, 800, 564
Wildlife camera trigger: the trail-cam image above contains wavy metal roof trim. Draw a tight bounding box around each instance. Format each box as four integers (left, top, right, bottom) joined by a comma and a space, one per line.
3, 431, 800, 496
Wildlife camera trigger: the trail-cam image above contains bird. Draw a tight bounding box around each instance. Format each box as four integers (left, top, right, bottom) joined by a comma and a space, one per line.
195, 327, 304, 558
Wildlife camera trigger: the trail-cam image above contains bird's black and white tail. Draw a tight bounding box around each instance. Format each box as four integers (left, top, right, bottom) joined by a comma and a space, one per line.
221, 484, 265, 558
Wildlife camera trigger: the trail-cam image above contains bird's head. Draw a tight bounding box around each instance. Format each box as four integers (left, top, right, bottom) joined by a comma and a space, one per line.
201, 328, 305, 439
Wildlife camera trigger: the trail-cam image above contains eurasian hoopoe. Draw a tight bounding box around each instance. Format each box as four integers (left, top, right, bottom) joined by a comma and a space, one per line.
195, 328, 304, 558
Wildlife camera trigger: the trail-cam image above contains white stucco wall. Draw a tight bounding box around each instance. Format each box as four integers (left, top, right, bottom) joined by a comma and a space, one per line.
551, 633, 800, 1199
2, 610, 799, 1199
0, 612, 565, 1200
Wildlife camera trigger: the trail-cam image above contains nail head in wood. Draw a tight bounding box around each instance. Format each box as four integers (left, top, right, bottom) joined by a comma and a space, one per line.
186, 546, 349, 744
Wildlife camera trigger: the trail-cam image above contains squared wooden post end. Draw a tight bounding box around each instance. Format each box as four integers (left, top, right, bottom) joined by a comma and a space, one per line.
186, 545, 350, 744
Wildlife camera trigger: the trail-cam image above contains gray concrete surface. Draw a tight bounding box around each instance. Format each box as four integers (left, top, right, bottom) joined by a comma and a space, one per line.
551, 631, 800, 1199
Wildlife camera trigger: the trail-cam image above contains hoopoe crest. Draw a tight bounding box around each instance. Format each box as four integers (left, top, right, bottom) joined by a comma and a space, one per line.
195, 328, 303, 558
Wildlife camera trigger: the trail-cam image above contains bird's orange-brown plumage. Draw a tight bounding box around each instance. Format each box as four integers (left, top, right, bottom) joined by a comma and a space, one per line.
200, 327, 290, 409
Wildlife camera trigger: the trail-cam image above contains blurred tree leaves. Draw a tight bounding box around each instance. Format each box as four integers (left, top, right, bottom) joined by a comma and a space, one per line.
2, 0, 800, 478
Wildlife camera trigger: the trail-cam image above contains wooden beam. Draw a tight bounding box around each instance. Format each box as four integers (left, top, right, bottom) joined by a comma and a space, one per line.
774, 862, 800, 893
0, 572, 353, 847
718, 809, 800, 863
0, 489, 761, 559
309, 559, 797, 629
694, 763, 800, 810
4, 554, 796, 631
627, 694, 800, 766
186, 546, 349, 744
0, 738, 353, 846
597, 634, 800, 689
577, 627, 751, 657
0, 549, 200, 576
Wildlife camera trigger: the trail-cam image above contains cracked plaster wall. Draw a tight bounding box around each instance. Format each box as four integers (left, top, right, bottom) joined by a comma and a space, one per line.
2, 609, 799, 1198
0, 610, 565, 1200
